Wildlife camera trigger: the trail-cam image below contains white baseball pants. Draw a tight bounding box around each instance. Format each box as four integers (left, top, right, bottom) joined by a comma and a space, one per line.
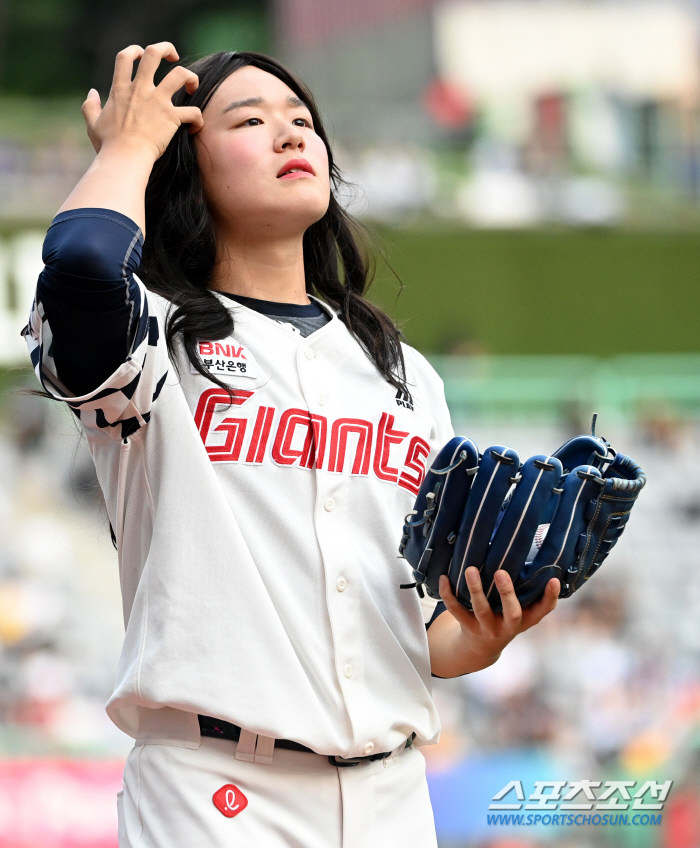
117, 736, 438, 848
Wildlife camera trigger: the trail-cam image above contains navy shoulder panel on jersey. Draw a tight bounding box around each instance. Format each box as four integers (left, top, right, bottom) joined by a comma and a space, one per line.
37, 208, 143, 396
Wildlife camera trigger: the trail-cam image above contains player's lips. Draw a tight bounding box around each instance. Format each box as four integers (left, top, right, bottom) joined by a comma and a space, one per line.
277, 159, 315, 179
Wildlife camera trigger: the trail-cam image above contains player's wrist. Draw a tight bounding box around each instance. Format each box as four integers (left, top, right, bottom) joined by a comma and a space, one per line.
96, 137, 161, 169
430, 637, 502, 677
456, 628, 503, 669
428, 611, 502, 676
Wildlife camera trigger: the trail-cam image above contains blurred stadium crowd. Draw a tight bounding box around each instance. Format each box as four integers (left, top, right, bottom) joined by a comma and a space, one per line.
0, 391, 125, 758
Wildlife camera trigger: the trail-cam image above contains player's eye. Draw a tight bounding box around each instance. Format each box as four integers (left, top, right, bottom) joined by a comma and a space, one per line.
293, 117, 313, 129
241, 117, 262, 126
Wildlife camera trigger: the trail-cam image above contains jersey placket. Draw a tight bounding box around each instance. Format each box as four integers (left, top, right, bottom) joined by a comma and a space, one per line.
295, 337, 370, 758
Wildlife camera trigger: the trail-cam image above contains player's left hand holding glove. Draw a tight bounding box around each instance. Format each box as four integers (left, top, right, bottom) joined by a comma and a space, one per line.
399, 417, 645, 613
401, 418, 645, 677
427, 552, 563, 678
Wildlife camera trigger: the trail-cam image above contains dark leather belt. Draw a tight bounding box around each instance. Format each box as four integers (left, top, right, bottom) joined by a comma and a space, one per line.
198, 715, 413, 768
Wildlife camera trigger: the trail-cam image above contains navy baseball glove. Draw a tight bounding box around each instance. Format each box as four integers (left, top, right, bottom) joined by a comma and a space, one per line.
399, 417, 646, 613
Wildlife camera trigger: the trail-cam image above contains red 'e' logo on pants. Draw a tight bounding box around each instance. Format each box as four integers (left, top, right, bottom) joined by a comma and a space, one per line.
213, 784, 248, 818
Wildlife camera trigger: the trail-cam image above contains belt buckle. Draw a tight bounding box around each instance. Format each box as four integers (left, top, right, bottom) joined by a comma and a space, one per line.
328, 755, 363, 768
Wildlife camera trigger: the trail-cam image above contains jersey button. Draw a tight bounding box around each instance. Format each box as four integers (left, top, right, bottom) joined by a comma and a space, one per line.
317, 393, 327, 405
324, 498, 335, 512
363, 742, 375, 755
343, 663, 353, 678
304, 347, 315, 360
336, 576, 347, 592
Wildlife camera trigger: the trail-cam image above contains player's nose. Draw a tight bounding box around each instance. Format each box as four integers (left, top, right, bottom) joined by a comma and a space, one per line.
275, 125, 305, 153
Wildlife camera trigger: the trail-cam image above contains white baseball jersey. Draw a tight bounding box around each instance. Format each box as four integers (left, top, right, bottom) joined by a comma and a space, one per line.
24, 280, 453, 759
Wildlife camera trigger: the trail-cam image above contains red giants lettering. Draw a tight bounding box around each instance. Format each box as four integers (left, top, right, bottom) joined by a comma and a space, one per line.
272, 408, 327, 469
194, 388, 254, 462
245, 406, 276, 464
373, 413, 410, 483
328, 418, 373, 474
208, 418, 247, 462
193, 389, 432, 489
398, 436, 431, 495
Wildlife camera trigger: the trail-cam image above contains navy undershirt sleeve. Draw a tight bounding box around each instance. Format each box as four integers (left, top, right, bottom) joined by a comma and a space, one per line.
37, 208, 143, 396
426, 601, 446, 630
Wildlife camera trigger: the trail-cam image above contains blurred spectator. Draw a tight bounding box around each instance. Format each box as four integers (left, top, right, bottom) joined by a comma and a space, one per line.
342, 146, 437, 223
0, 392, 127, 758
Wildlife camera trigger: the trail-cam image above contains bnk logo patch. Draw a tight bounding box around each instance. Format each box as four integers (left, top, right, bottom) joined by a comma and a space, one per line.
213, 784, 248, 818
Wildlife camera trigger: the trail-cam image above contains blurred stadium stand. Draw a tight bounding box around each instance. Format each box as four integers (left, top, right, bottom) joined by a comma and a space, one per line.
3, 1, 700, 226
278, 0, 700, 227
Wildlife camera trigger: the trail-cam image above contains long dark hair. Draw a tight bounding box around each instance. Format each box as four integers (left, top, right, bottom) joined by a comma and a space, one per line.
139, 51, 408, 396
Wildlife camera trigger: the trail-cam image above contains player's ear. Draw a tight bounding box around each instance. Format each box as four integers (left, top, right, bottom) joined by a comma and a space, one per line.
82, 89, 103, 153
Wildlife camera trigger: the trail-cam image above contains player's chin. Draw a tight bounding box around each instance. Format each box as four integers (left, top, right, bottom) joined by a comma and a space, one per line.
276, 188, 330, 228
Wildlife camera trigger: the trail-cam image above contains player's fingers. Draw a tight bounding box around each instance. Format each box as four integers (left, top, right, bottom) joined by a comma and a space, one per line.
112, 45, 145, 90
81, 89, 102, 127
81, 89, 103, 152
521, 577, 560, 630
493, 570, 523, 631
465, 566, 497, 628
158, 66, 199, 99
176, 106, 204, 133
438, 575, 477, 631
134, 42, 180, 86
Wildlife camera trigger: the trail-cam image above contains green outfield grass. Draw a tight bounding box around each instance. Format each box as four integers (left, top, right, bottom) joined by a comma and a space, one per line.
369, 227, 699, 356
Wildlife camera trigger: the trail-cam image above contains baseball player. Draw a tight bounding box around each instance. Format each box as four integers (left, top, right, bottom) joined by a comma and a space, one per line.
24, 44, 560, 847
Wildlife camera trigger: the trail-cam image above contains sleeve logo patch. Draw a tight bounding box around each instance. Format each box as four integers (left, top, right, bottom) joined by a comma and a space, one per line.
191, 341, 259, 379
213, 784, 249, 818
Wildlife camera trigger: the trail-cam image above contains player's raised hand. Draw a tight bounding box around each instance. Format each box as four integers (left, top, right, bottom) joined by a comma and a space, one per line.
81, 43, 203, 160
